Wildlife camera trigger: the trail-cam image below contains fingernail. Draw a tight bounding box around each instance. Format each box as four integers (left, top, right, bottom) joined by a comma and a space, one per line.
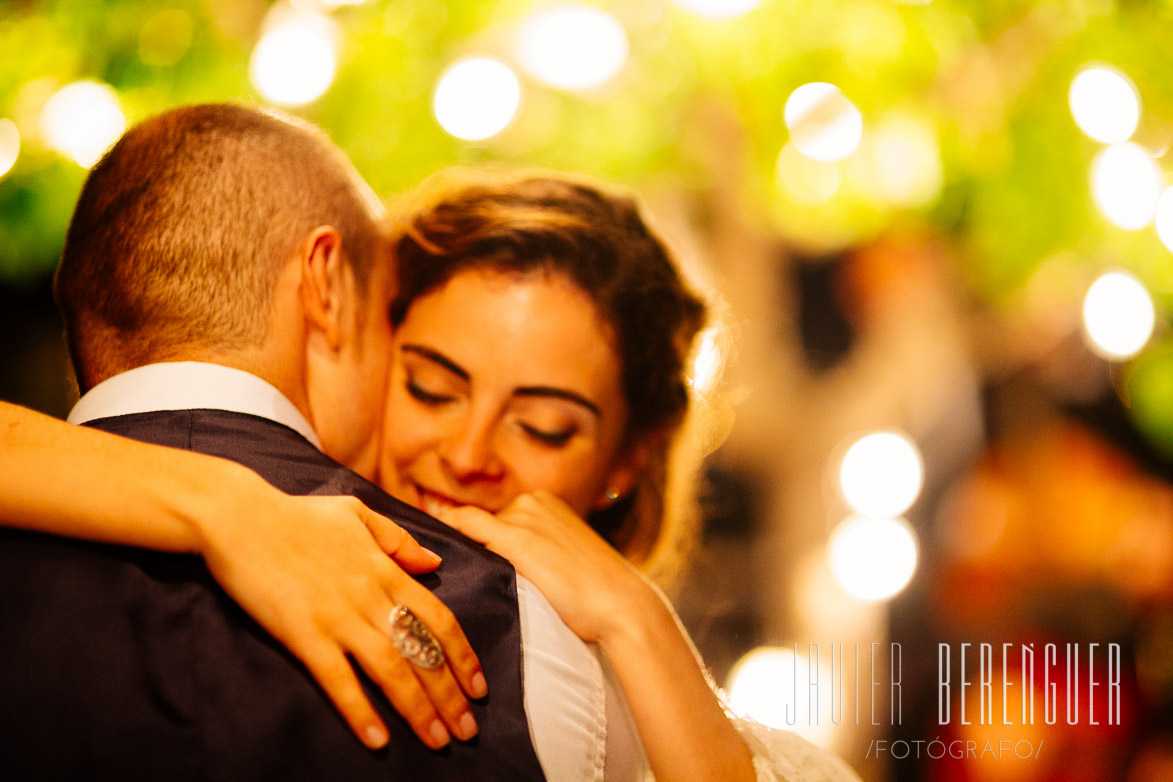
459, 711, 478, 740
471, 671, 488, 698
429, 719, 450, 748
424, 548, 443, 565
365, 724, 389, 749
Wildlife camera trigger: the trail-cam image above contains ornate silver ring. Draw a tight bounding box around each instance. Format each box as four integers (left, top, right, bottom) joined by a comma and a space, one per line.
388, 604, 445, 670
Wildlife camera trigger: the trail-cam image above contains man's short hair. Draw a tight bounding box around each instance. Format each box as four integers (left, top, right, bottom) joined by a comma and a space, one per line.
55, 103, 383, 391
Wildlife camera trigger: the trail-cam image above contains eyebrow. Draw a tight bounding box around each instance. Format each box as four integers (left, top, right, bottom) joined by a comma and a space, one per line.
402, 344, 467, 380
514, 386, 600, 417
400, 343, 602, 417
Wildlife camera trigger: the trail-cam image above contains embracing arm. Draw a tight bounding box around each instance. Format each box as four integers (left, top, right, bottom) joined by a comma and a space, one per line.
441, 492, 864, 782
439, 491, 757, 782
0, 400, 487, 750
0, 400, 297, 553
602, 568, 759, 781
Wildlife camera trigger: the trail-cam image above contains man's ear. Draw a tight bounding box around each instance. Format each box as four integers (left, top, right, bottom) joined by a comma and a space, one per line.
594, 436, 654, 510
298, 226, 348, 351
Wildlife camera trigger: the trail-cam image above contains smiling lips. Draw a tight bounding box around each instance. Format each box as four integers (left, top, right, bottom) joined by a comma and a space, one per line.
415, 485, 487, 518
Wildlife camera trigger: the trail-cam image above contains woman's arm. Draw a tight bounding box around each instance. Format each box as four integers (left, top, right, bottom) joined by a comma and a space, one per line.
438, 491, 758, 782
0, 400, 486, 750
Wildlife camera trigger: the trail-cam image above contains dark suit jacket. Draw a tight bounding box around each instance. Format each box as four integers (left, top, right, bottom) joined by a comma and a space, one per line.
0, 409, 546, 781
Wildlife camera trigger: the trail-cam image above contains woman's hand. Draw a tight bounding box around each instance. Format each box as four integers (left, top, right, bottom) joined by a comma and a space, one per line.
194, 480, 487, 752
438, 491, 756, 782
0, 402, 485, 752
435, 491, 656, 645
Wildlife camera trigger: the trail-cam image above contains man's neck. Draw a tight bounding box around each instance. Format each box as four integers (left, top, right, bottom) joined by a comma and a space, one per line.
67, 361, 322, 450
87, 343, 312, 434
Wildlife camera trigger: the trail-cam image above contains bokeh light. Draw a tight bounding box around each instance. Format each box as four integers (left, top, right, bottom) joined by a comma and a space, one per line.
838, 430, 924, 518
726, 647, 833, 746
39, 81, 126, 168
0, 119, 19, 179
828, 515, 919, 601
1082, 270, 1155, 360
1090, 142, 1162, 230
855, 114, 942, 207
433, 57, 522, 141
138, 9, 194, 68
249, 9, 338, 106
1069, 66, 1140, 144
785, 83, 863, 163
776, 142, 840, 204
671, 0, 762, 20
517, 4, 628, 90
1154, 187, 1173, 253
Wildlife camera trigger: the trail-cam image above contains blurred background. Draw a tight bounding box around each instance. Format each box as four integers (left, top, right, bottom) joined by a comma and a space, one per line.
3, 0, 1173, 778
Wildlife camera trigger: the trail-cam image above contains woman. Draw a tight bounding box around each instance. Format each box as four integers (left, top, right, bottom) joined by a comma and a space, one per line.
0, 172, 858, 781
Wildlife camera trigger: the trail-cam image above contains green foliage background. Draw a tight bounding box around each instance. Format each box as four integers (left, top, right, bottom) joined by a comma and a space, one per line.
4, 0, 1173, 304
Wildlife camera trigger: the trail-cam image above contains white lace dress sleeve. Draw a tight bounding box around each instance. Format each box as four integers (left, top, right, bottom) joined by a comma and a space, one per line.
733, 719, 863, 782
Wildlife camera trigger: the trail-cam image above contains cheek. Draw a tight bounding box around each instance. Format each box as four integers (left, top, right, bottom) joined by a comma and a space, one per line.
511, 444, 613, 515
381, 383, 442, 468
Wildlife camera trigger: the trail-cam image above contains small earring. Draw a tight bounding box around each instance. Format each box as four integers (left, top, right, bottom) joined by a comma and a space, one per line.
605, 488, 620, 501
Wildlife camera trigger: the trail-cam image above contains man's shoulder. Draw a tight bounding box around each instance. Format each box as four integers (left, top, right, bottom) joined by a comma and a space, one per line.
0, 407, 517, 611
86, 407, 514, 571
0, 407, 547, 780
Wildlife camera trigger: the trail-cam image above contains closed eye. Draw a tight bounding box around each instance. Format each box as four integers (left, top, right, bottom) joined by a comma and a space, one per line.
521, 423, 575, 447
406, 378, 456, 405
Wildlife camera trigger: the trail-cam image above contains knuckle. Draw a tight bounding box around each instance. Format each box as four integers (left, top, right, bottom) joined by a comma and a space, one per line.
349, 580, 388, 621
430, 607, 461, 640
388, 522, 412, 547
429, 680, 467, 713
367, 643, 409, 683
514, 494, 541, 511
314, 655, 351, 685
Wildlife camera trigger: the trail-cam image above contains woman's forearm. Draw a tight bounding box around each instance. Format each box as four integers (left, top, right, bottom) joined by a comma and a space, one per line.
0, 400, 253, 552
0, 400, 494, 751
438, 493, 759, 782
599, 578, 757, 782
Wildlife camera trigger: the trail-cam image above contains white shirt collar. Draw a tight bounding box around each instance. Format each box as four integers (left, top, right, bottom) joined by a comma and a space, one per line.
67, 361, 322, 449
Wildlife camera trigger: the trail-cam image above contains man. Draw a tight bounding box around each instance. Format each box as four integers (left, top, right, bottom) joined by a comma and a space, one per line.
0, 104, 640, 779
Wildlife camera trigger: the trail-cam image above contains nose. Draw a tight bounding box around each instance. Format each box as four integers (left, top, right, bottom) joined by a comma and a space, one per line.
440, 411, 504, 483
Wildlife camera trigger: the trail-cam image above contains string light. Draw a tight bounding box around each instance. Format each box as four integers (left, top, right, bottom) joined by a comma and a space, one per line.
785, 83, 863, 163
776, 142, 840, 204
517, 4, 628, 90
856, 114, 942, 207
1090, 142, 1162, 230
138, 9, 194, 68
1069, 66, 1140, 144
671, 0, 762, 19
433, 57, 521, 141
249, 8, 338, 106
726, 647, 834, 746
1154, 187, 1173, 254
40, 81, 126, 168
837, 430, 923, 518
1082, 270, 1155, 360
0, 119, 19, 178
828, 515, 919, 601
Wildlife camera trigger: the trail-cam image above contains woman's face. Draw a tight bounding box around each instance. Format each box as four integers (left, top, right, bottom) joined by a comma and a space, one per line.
379, 267, 639, 519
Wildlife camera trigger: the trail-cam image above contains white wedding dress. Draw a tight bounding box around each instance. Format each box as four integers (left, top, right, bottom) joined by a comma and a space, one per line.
736, 718, 863, 782
597, 650, 863, 782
